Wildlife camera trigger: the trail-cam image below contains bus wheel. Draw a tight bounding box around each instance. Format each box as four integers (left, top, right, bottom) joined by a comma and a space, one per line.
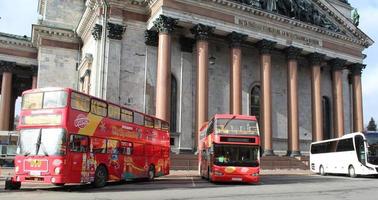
93, 165, 108, 188
4, 178, 21, 190
319, 165, 326, 176
348, 165, 357, 178
207, 168, 213, 183
148, 165, 155, 181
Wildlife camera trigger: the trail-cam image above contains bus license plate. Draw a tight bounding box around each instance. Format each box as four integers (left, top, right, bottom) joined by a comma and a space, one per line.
30, 171, 41, 176
232, 178, 242, 181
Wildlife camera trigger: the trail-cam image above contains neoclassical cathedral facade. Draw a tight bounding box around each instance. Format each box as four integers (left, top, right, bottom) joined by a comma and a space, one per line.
0, 0, 373, 155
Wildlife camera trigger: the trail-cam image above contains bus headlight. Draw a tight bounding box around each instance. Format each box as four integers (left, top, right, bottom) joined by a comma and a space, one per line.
54, 167, 61, 175
15, 166, 19, 173
214, 171, 224, 176
251, 173, 258, 177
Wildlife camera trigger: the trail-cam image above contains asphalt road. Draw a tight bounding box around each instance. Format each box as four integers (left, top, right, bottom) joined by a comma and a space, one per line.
1, 174, 378, 200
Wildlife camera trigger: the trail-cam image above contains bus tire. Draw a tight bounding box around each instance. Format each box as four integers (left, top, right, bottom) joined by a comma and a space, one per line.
348, 165, 357, 178
4, 178, 21, 190
53, 183, 65, 187
148, 165, 155, 181
208, 167, 213, 183
319, 165, 326, 176
93, 165, 108, 188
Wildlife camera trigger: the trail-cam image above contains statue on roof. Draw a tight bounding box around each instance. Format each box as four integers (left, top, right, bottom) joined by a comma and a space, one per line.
352, 8, 360, 26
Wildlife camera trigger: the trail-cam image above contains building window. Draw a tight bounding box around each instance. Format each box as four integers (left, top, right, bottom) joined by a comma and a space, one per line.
250, 85, 261, 122
322, 96, 332, 139
170, 137, 175, 146
170, 74, 177, 132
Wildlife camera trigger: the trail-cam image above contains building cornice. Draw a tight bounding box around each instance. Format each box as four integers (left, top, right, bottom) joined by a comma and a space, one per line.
201, 0, 372, 47
0, 33, 34, 48
32, 24, 79, 48
76, 0, 100, 41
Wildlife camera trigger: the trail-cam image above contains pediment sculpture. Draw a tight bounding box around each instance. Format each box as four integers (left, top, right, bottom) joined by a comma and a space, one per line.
232, 0, 341, 33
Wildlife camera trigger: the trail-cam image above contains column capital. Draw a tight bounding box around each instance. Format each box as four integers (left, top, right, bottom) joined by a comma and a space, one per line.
308, 53, 325, 66
349, 63, 366, 76
227, 31, 248, 48
256, 39, 276, 54
285, 46, 302, 60
91, 24, 102, 40
179, 37, 195, 53
0, 61, 16, 73
190, 24, 215, 41
329, 58, 347, 71
106, 22, 126, 40
144, 30, 158, 47
153, 15, 178, 34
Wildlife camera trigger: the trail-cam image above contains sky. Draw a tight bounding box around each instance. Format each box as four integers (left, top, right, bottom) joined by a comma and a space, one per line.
0, 0, 377, 125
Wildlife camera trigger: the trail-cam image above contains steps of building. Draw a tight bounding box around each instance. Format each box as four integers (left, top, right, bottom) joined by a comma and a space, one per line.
170, 154, 309, 170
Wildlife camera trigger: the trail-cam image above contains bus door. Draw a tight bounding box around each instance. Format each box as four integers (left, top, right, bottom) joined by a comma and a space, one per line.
107, 139, 122, 180
68, 134, 90, 182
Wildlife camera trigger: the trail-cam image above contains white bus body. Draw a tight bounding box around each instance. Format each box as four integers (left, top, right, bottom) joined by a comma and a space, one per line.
310, 132, 378, 177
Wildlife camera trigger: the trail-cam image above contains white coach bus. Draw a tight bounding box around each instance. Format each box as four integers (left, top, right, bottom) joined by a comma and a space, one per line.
310, 132, 378, 177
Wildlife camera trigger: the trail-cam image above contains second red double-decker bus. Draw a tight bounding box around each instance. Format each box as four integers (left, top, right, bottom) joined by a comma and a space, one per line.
198, 114, 260, 183
6, 87, 170, 189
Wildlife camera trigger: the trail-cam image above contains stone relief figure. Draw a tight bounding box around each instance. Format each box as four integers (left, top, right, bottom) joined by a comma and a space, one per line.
352, 8, 360, 26
232, 0, 341, 33
261, 0, 278, 12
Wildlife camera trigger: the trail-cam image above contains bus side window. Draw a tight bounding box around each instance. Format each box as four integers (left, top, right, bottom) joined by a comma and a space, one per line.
91, 137, 107, 154
69, 135, 88, 152
107, 139, 120, 154
120, 141, 133, 156
207, 120, 214, 136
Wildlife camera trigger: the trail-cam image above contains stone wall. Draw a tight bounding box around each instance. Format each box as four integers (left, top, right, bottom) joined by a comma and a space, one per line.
40, 0, 85, 30
37, 46, 79, 89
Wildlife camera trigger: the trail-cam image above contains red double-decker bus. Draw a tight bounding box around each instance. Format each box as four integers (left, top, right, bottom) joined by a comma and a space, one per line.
198, 114, 260, 183
6, 87, 170, 189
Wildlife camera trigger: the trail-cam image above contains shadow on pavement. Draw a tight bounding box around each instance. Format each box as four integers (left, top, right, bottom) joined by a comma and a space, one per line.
1, 174, 374, 193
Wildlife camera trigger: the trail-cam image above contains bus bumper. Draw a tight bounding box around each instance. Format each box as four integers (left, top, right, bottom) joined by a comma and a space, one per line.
13, 175, 65, 184
211, 173, 260, 183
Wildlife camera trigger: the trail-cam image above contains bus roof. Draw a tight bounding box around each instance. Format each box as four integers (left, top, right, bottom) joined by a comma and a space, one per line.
22, 87, 68, 94
213, 114, 257, 121
311, 132, 366, 145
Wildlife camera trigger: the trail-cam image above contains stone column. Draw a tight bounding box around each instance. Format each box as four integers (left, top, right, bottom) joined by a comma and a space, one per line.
256, 39, 276, 156
0, 61, 14, 131
350, 64, 365, 132
285, 46, 302, 157
227, 32, 247, 114
309, 53, 325, 142
191, 24, 214, 146
32, 65, 38, 89
153, 15, 177, 122
330, 58, 346, 138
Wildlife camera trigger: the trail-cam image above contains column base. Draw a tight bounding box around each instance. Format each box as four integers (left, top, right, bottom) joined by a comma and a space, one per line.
262, 149, 275, 156
289, 151, 301, 157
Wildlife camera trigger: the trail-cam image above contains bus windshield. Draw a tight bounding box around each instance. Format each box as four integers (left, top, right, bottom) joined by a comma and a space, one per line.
213, 144, 259, 167
18, 128, 66, 156
365, 133, 378, 165
216, 119, 258, 135
22, 90, 68, 110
